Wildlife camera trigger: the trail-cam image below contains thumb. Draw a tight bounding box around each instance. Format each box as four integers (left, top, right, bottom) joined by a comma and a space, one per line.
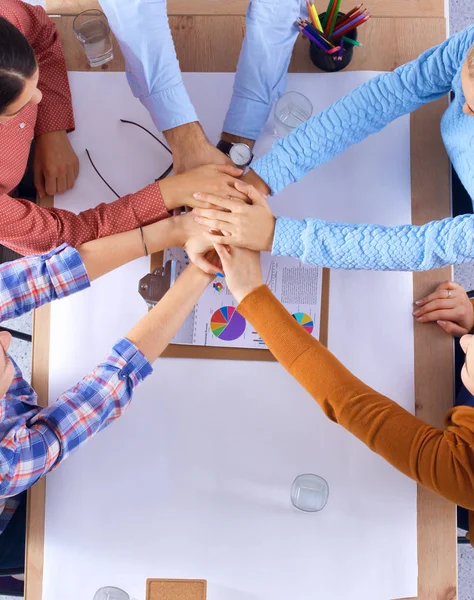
215, 164, 243, 177
192, 253, 220, 275
234, 180, 267, 205
213, 243, 231, 271
437, 320, 468, 337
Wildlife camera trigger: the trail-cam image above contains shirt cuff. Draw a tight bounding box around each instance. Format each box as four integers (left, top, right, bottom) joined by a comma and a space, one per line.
223, 96, 272, 141
272, 217, 306, 260
113, 338, 153, 386
139, 82, 199, 132
130, 181, 171, 224
45, 244, 90, 300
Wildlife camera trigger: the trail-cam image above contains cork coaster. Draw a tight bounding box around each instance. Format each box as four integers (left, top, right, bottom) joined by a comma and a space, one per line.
146, 579, 207, 600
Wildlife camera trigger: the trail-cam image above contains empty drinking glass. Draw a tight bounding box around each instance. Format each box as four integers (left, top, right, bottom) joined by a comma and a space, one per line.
93, 587, 130, 600
73, 10, 114, 68
274, 91, 313, 138
291, 473, 329, 512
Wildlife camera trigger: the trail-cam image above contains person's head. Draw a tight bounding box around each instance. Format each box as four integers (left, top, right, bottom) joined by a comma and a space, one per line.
0, 331, 14, 398
0, 17, 41, 124
462, 44, 474, 116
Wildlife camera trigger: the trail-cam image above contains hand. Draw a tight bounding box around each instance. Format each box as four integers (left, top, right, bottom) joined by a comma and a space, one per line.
193, 181, 276, 251
213, 244, 263, 304
159, 164, 247, 212
413, 281, 474, 336
169, 211, 220, 275
164, 122, 232, 174
34, 130, 79, 198
241, 168, 271, 197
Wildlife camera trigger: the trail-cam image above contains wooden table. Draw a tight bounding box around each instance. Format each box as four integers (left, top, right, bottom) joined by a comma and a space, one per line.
26, 3, 455, 599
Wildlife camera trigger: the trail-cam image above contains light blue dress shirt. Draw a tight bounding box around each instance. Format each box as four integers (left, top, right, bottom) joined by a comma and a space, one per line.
100, 0, 305, 139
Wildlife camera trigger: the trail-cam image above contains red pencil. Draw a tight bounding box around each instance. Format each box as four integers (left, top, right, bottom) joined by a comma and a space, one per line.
333, 14, 370, 39
336, 7, 364, 29
324, 0, 339, 35
343, 3, 363, 20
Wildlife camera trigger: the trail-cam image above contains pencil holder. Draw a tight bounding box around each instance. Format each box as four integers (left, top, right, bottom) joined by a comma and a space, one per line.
309, 12, 357, 73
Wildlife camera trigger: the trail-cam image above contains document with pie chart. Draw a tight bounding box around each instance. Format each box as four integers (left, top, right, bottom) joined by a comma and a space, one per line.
164, 247, 323, 349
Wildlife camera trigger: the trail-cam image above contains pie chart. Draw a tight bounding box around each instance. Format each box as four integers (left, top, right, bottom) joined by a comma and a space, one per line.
292, 312, 314, 335
210, 306, 246, 341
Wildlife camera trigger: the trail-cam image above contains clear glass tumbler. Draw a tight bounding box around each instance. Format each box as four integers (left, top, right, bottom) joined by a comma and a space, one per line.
274, 91, 313, 138
93, 587, 131, 600
291, 473, 329, 512
73, 9, 114, 68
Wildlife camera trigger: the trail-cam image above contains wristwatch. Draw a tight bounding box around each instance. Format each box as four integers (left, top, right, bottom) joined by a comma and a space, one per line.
217, 140, 253, 168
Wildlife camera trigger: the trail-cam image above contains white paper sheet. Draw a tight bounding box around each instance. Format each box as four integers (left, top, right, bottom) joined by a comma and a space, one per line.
44, 72, 417, 600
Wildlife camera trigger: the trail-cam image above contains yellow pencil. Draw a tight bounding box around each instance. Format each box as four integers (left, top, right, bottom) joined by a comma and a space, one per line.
310, 4, 323, 31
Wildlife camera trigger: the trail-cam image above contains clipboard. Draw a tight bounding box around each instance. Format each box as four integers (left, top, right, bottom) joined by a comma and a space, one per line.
138, 252, 330, 361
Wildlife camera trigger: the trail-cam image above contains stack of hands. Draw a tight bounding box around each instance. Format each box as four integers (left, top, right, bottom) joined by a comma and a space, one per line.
156, 163, 474, 338
157, 163, 276, 274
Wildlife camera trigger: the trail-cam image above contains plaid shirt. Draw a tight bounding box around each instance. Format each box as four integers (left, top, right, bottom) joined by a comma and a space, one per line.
0, 244, 152, 534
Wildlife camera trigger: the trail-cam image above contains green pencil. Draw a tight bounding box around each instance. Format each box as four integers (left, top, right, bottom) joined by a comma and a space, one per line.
322, 0, 335, 29
328, 0, 343, 37
341, 35, 363, 47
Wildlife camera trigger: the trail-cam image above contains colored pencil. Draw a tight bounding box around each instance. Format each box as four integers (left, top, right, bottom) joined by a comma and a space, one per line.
310, 4, 323, 31
322, 0, 335, 29
298, 18, 335, 47
342, 3, 363, 21
333, 14, 370, 39
333, 11, 369, 38
342, 35, 362, 47
300, 26, 341, 54
336, 7, 363, 29
328, 0, 343, 36
324, 0, 339, 35
306, 0, 316, 26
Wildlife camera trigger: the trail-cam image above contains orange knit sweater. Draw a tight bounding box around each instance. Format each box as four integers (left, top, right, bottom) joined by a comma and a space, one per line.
238, 285, 474, 542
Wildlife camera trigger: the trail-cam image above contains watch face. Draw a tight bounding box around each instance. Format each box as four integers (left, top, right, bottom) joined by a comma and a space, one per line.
229, 143, 252, 166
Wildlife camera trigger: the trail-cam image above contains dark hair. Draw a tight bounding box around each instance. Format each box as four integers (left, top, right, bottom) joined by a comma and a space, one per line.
0, 16, 37, 115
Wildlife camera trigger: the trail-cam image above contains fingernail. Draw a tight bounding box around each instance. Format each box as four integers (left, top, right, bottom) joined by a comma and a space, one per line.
437, 320, 446, 325
193, 192, 201, 199
417, 316, 424, 322
216, 272, 224, 278
413, 309, 420, 316
415, 300, 423, 305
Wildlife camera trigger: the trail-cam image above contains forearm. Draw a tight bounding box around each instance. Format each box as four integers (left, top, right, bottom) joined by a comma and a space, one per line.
100, 0, 197, 131
238, 286, 474, 509
222, 0, 303, 141
252, 28, 473, 193
1, 183, 169, 256
0, 338, 152, 498
0, 244, 89, 322
126, 264, 211, 363
272, 214, 474, 271
78, 216, 181, 282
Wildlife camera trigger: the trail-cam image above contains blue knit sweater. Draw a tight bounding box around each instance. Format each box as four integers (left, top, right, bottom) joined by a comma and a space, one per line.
252, 26, 474, 270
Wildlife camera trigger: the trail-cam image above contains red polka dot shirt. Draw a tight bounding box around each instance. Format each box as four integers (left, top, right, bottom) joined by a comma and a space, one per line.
0, 0, 169, 256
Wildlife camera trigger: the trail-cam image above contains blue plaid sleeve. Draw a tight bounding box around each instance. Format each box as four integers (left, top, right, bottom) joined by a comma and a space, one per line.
0, 339, 152, 498
0, 243, 90, 323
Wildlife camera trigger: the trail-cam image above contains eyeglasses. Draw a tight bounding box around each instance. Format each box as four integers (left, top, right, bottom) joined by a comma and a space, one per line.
86, 119, 173, 199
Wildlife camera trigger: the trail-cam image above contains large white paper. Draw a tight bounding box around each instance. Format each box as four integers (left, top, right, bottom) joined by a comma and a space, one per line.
44, 72, 417, 600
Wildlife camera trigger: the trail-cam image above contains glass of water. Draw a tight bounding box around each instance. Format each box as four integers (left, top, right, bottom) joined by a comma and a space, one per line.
93, 587, 130, 600
274, 91, 313, 138
291, 473, 329, 512
73, 9, 114, 68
